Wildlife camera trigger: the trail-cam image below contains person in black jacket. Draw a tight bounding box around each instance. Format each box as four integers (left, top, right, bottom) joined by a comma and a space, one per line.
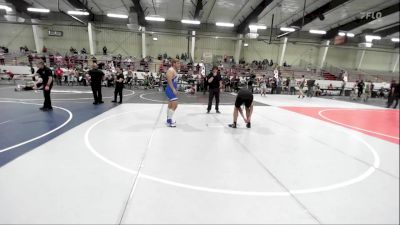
387, 80, 399, 108
112, 67, 124, 104
207, 66, 222, 113
35, 60, 53, 111
89, 63, 104, 105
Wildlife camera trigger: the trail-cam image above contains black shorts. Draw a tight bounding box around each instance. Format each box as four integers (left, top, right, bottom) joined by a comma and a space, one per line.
235, 95, 253, 108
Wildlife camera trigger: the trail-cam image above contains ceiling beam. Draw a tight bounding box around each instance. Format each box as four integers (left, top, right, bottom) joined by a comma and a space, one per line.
5, 0, 37, 19
373, 24, 400, 37
205, 0, 216, 23
131, 0, 146, 26
237, 0, 274, 34
290, 0, 351, 28
324, 3, 400, 39
193, 0, 204, 20
65, 0, 95, 20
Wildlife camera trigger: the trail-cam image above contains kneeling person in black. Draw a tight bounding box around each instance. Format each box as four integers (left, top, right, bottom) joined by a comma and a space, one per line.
229, 88, 253, 128
36, 60, 53, 111
112, 67, 124, 103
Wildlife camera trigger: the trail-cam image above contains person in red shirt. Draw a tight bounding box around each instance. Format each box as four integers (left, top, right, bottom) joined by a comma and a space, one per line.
55, 67, 63, 86
3, 70, 14, 80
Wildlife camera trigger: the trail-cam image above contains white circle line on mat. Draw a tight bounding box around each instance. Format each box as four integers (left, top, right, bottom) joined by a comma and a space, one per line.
319, 108, 399, 140
85, 109, 380, 196
0, 90, 135, 101
0, 101, 73, 153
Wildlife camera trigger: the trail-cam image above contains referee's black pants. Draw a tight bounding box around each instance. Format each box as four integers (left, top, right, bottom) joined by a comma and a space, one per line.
207, 88, 220, 111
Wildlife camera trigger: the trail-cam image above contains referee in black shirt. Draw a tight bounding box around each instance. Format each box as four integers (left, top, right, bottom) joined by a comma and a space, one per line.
207, 66, 222, 113
35, 60, 53, 111
89, 63, 104, 105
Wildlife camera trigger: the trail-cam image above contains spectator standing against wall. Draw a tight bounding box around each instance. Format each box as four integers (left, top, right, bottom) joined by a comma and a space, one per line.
55, 67, 63, 86
260, 75, 267, 96
357, 80, 365, 98
298, 75, 305, 98
0, 52, 5, 65
387, 80, 399, 108
103, 46, 107, 55
306, 79, 315, 98
289, 76, 296, 95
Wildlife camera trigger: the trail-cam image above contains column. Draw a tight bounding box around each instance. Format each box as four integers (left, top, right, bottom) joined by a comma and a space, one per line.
190, 31, 196, 61
141, 27, 146, 58
318, 40, 330, 69
355, 49, 366, 71
31, 19, 44, 53
88, 22, 96, 55
390, 49, 399, 73
234, 34, 243, 64
279, 37, 288, 66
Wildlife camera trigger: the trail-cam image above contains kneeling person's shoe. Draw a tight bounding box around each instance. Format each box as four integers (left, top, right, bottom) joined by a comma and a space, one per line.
246, 122, 251, 128
228, 123, 237, 128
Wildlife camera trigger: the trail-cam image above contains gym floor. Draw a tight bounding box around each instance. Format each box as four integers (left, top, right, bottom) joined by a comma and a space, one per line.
0, 85, 398, 224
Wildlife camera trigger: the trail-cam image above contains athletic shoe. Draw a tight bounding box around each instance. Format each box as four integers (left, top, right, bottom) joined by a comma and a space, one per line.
166, 119, 176, 127
228, 123, 237, 128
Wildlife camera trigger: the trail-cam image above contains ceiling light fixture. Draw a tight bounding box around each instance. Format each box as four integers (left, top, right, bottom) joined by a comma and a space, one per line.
0, 5, 12, 12
391, 38, 400, 42
365, 35, 381, 42
107, 13, 128, 18
309, 29, 326, 35
181, 19, 201, 25
249, 24, 267, 30
145, 16, 165, 22
27, 7, 50, 13
280, 27, 296, 32
67, 11, 89, 15
216, 22, 234, 27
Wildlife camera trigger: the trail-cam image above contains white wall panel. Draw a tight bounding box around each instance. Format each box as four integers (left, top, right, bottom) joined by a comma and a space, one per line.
362, 50, 394, 72
0, 24, 35, 53
325, 47, 358, 69
195, 37, 235, 61
97, 28, 141, 57
146, 34, 188, 58
42, 25, 88, 54
242, 40, 280, 63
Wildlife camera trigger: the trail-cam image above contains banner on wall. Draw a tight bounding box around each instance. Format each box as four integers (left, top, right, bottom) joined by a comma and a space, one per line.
202, 51, 213, 63
48, 30, 63, 37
